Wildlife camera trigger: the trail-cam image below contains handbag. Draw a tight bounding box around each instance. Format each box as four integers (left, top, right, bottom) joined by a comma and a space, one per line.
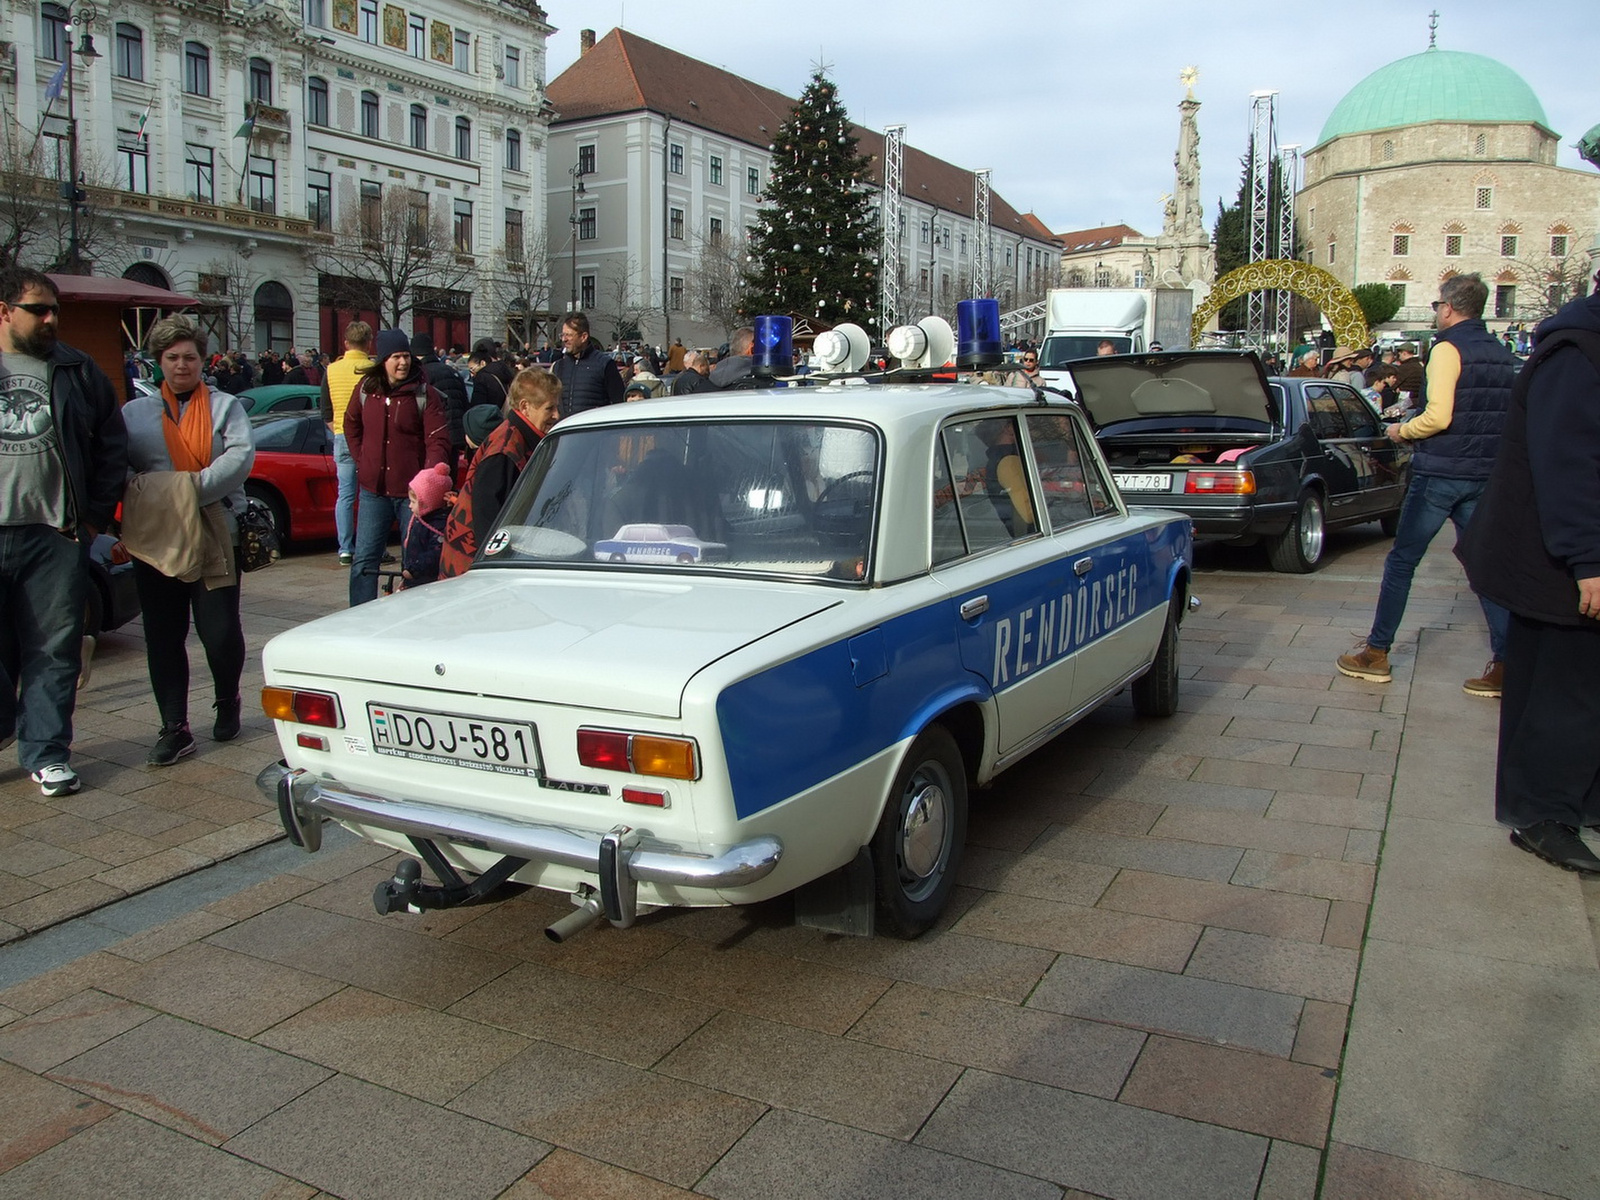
234, 496, 280, 572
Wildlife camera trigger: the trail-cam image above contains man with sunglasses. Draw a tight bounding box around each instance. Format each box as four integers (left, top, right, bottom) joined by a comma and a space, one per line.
0, 267, 127, 797
1019, 351, 1042, 383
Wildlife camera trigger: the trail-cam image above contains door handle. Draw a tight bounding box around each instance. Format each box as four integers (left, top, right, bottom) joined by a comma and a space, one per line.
1074, 557, 1093, 577
959, 596, 989, 621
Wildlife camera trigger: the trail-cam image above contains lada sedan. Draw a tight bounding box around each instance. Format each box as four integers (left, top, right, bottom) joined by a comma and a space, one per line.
257, 382, 1195, 939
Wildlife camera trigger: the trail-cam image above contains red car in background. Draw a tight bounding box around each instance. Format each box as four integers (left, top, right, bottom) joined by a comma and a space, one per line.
246, 413, 337, 545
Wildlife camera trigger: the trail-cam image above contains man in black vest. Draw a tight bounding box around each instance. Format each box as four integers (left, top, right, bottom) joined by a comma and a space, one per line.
1458, 282, 1600, 874
1336, 273, 1514, 694
550, 313, 623, 417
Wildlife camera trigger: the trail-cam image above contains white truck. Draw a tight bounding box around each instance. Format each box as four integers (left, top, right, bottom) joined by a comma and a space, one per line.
1038, 288, 1195, 366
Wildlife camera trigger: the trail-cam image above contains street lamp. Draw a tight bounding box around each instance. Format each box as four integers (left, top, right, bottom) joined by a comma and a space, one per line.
61, 2, 101, 274
568, 162, 588, 310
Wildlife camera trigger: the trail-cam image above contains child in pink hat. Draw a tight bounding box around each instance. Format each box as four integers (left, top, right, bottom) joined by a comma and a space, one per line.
401, 462, 454, 589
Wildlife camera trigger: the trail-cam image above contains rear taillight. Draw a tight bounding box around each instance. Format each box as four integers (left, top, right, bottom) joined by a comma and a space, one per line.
261, 686, 344, 728
577, 728, 698, 780
1185, 470, 1256, 495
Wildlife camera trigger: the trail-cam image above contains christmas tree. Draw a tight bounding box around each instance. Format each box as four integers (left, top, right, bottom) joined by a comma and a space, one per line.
743, 70, 878, 330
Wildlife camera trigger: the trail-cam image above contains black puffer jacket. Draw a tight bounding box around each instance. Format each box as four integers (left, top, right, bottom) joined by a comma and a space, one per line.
44, 342, 128, 531
1412, 318, 1515, 480
551, 339, 623, 416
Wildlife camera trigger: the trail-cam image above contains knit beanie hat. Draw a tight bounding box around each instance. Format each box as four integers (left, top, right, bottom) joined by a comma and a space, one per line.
408, 462, 453, 512
374, 328, 410, 363
463, 403, 504, 446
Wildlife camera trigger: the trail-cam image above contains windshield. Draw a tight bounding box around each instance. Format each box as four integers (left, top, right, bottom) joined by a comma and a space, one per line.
1042, 335, 1132, 366
484, 419, 880, 580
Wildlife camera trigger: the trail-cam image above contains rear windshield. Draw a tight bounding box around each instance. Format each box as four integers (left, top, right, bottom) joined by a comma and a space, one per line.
484, 420, 881, 581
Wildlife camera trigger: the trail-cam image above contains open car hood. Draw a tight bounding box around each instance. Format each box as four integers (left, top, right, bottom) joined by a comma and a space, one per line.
263, 571, 841, 719
1066, 351, 1275, 429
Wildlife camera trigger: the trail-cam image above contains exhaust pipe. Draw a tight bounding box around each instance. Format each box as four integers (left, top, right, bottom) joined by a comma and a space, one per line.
546, 893, 604, 942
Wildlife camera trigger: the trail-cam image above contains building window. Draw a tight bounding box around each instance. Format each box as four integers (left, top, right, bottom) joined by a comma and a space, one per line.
1005, 245, 1012, 266
359, 180, 382, 239
1474, 186, 1493, 210
1327, 241, 1336, 264
1445, 234, 1463, 257
308, 168, 331, 230
1551, 234, 1569, 258
409, 104, 427, 150
920, 221, 930, 244
183, 42, 211, 96
1381, 138, 1394, 161
183, 143, 213, 202
40, 3, 68, 62
709, 155, 722, 186
454, 28, 471, 71
747, 166, 760, 195
307, 77, 329, 127
304, 0, 327, 28
669, 143, 683, 174
669, 207, 683, 239
577, 207, 595, 240
408, 12, 425, 58
505, 128, 522, 171
359, 0, 377, 42
454, 116, 471, 159
504, 208, 523, 260
114, 23, 144, 81
1389, 282, 1407, 307
942, 225, 951, 247
577, 144, 595, 174
117, 130, 149, 193
960, 232, 968, 255
360, 91, 379, 139
709, 217, 723, 245
1494, 285, 1516, 318
1474, 132, 1487, 155
503, 45, 520, 88
580, 275, 595, 310
669, 276, 683, 311
248, 58, 272, 104
1392, 234, 1410, 256
406, 190, 429, 245
453, 198, 472, 252
1501, 235, 1518, 257
248, 155, 276, 213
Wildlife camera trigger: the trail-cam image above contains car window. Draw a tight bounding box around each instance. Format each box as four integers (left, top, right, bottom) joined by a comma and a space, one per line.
1024, 412, 1096, 530
1303, 386, 1348, 440
931, 439, 966, 566
941, 415, 1038, 554
491, 419, 879, 580
250, 417, 305, 451
1332, 387, 1381, 438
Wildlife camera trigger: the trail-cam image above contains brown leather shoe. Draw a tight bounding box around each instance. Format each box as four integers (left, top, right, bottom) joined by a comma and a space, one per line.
1463, 660, 1503, 698
1336, 643, 1391, 683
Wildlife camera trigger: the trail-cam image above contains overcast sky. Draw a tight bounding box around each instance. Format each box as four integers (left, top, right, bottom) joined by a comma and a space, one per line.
543, 0, 1600, 238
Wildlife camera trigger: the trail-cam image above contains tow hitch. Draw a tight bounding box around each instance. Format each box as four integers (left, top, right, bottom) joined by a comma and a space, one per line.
372, 838, 528, 915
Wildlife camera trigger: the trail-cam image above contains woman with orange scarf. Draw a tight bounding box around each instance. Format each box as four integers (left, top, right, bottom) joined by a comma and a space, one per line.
122, 317, 255, 766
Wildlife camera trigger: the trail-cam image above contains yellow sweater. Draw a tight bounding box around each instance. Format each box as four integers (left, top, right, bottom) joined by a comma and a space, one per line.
322, 349, 374, 428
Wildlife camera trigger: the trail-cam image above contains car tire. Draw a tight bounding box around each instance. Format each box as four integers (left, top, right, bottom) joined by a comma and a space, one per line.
871, 724, 967, 939
1379, 511, 1400, 538
245, 483, 289, 546
1132, 601, 1180, 718
1267, 490, 1325, 573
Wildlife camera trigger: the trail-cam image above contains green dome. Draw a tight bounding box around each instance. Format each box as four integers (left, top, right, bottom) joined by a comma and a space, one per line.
1317, 48, 1549, 145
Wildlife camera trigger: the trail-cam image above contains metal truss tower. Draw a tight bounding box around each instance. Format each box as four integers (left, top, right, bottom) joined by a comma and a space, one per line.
1245, 91, 1278, 348
880, 124, 906, 333
972, 169, 992, 299
1276, 144, 1301, 352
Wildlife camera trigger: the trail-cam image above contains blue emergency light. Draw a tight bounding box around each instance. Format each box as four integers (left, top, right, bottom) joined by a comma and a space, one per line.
956, 298, 1002, 369
753, 315, 794, 378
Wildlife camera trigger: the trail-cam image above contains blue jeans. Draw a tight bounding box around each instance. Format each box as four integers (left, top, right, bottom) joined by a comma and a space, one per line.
1368, 473, 1509, 658
0, 525, 87, 771
350, 490, 408, 606
333, 432, 357, 557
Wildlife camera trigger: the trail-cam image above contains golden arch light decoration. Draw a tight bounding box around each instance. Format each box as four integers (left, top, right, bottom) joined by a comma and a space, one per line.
1192, 260, 1370, 351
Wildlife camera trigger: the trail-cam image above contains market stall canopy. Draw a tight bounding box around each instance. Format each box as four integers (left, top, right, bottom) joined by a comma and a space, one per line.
47, 274, 196, 308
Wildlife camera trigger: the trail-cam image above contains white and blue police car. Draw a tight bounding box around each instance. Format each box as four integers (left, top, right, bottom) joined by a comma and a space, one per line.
258, 313, 1195, 940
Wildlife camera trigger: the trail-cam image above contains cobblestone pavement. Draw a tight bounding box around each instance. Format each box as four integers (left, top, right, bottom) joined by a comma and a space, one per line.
0, 530, 1594, 1199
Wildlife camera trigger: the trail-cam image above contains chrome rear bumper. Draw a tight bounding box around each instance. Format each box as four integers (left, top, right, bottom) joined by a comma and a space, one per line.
256, 762, 782, 928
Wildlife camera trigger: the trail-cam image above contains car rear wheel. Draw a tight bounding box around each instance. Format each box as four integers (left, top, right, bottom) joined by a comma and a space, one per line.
1132, 601, 1180, 717
1267, 490, 1325, 573
245, 482, 289, 546
872, 725, 967, 939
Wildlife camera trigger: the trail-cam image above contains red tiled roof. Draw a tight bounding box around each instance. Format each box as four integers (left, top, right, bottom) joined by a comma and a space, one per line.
549, 29, 1046, 239
1056, 223, 1145, 253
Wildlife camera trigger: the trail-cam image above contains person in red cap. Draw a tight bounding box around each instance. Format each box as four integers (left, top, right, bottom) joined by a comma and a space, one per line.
401, 462, 453, 589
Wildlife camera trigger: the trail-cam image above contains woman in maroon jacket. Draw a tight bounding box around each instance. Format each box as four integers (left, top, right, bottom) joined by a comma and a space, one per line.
343, 328, 452, 605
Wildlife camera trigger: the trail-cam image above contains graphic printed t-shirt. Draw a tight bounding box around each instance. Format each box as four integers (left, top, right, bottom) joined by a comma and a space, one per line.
0, 350, 65, 528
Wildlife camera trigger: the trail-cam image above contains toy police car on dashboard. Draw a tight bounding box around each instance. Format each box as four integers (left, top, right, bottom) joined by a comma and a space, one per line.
257, 307, 1195, 940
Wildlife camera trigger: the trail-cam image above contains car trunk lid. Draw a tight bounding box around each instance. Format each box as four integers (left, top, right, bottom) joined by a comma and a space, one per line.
1067, 351, 1277, 431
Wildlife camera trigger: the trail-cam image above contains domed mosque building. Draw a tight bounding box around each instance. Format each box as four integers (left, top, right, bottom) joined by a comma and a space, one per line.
1297, 31, 1599, 336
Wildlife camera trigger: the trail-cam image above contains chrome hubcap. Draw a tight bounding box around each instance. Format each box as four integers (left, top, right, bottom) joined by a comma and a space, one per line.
1300, 499, 1324, 561
899, 767, 951, 896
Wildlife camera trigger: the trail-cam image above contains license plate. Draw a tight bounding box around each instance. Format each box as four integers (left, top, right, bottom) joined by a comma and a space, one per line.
368, 703, 540, 776
1117, 473, 1173, 493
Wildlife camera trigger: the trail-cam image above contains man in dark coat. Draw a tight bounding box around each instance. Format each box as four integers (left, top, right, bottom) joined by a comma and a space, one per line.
410, 332, 470, 463
1459, 284, 1600, 874
468, 338, 517, 408
672, 350, 714, 395
550, 312, 623, 417
709, 326, 755, 390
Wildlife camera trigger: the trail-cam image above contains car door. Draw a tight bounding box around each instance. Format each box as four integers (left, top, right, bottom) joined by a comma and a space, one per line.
1302, 384, 1363, 521
931, 412, 1075, 755
1330, 385, 1405, 518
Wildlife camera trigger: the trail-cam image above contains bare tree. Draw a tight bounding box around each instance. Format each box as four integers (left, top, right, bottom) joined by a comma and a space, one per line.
687, 233, 752, 338
1507, 252, 1591, 324
484, 229, 556, 351
0, 108, 115, 271
195, 250, 262, 352
594, 255, 659, 344
316, 186, 476, 327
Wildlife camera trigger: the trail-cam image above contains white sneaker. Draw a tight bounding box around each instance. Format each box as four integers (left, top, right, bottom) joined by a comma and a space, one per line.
30, 764, 81, 796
